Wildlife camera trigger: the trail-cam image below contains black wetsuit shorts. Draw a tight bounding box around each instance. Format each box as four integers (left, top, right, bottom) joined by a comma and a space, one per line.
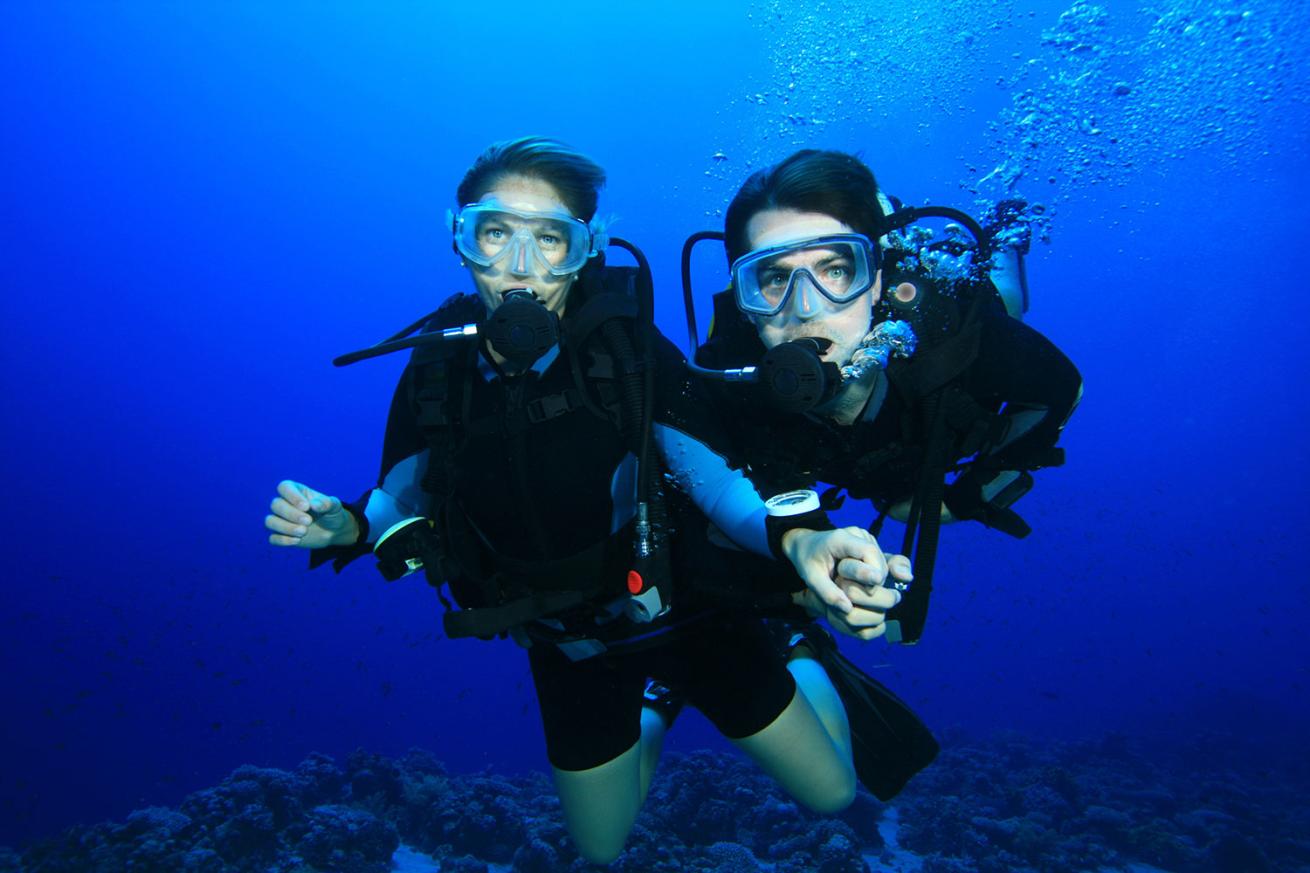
527, 615, 797, 771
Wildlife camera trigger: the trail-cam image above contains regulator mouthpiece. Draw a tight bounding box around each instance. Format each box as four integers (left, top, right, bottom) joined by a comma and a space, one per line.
759, 338, 841, 413
484, 289, 559, 367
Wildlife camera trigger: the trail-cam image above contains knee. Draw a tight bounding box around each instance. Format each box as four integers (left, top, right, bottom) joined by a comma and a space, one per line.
560, 802, 635, 864
572, 833, 628, 866
798, 769, 857, 815
552, 743, 642, 865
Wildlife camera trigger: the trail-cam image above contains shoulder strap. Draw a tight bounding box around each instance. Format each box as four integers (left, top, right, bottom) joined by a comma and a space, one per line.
885, 391, 949, 645
408, 303, 479, 498
885, 286, 994, 645
565, 268, 640, 349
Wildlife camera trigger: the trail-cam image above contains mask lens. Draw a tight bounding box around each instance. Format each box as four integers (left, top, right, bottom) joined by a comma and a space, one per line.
733, 235, 876, 316
533, 219, 576, 267
455, 204, 594, 276
472, 212, 514, 260
752, 259, 794, 309
811, 248, 858, 296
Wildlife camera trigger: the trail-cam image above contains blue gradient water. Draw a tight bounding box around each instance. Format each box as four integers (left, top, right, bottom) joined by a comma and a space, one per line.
3, 0, 1307, 850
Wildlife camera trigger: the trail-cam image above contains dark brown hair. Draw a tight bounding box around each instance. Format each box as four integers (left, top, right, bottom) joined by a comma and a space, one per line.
455, 136, 606, 221
724, 149, 884, 265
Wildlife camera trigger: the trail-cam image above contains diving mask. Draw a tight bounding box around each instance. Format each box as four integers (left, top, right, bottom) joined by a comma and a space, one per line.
732, 233, 881, 317
449, 202, 605, 278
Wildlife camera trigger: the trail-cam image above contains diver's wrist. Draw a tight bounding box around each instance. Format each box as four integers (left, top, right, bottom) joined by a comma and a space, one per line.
333, 502, 366, 547
780, 527, 811, 561
767, 489, 831, 560
335, 517, 361, 547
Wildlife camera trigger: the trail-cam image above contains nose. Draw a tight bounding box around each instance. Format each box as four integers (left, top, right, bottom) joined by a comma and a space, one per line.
509, 239, 531, 276
790, 273, 823, 321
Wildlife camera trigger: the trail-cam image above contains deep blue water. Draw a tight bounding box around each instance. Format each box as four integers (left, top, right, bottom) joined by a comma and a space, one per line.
2, 0, 1308, 853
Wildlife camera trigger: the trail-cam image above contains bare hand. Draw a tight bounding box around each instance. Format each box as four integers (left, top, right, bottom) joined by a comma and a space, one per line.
783, 527, 912, 639
792, 588, 869, 639
781, 527, 894, 610
265, 480, 357, 549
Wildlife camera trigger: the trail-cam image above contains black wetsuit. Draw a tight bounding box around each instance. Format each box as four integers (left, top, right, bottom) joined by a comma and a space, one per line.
696, 292, 1082, 536
321, 275, 808, 770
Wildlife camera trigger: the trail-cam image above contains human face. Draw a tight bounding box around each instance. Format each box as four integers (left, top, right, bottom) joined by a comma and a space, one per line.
463, 174, 581, 317
742, 209, 882, 367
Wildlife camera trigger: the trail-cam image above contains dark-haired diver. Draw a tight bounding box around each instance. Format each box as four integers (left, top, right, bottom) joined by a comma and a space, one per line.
264, 137, 914, 864
684, 148, 1082, 796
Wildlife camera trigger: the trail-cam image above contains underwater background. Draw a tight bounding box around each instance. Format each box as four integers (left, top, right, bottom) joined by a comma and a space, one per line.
3, 1, 1308, 870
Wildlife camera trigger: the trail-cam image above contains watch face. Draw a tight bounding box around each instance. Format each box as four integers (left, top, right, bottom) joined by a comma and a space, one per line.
765, 489, 820, 515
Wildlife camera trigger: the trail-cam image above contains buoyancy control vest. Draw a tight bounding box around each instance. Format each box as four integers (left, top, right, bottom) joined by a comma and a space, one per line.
399, 262, 680, 652
696, 276, 1042, 500
682, 205, 1079, 643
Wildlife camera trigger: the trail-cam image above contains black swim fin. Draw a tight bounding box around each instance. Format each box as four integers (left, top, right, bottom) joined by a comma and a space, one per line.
793, 624, 940, 801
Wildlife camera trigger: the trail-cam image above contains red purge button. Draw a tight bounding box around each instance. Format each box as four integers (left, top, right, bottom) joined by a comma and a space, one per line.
627, 570, 644, 594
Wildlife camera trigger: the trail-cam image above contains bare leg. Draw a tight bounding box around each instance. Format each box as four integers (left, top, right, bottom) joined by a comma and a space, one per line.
639, 705, 668, 801
551, 708, 670, 865
787, 646, 853, 761
552, 739, 641, 865
732, 681, 856, 814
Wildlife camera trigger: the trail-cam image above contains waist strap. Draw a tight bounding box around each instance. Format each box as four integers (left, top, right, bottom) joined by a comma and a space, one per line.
444, 590, 596, 639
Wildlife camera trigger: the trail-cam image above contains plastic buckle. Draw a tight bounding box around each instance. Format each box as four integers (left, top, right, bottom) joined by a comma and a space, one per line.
625, 586, 667, 624
526, 391, 574, 423
414, 396, 450, 427
556, 638, 607, 662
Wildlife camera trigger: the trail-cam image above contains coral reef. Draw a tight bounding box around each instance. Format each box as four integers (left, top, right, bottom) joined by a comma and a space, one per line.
893, 730, 1309, 873
8, 731, 1308, 872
